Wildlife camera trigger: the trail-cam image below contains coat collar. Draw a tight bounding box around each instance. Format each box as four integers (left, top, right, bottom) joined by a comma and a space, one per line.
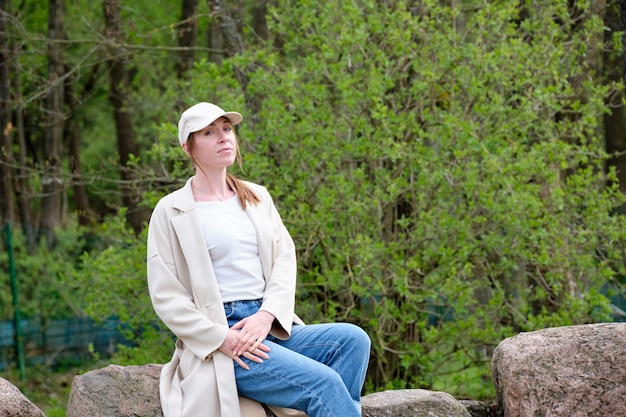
171, 177, 196, 213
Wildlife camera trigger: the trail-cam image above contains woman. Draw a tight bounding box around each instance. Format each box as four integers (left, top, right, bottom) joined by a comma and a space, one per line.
147, 102, 371, 417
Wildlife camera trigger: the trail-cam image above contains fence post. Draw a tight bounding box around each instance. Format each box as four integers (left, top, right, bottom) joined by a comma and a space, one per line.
5, 222, 26, 380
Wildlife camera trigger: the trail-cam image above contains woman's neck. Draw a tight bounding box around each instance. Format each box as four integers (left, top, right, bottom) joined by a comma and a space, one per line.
191, 173, 234, 202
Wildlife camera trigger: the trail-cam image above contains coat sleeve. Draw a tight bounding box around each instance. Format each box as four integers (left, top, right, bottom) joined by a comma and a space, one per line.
256, 187, 299, 339
146, 200, 228, 361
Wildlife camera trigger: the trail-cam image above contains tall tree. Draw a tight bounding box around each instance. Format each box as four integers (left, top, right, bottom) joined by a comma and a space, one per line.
0, 0, 12, 224
11, 19, 36, 248
103, 0, 150, 234
251, 0, 270, 41
207, 0, 262, 128
65, 71, 91, 226
177, 0, 199, 78
207, 0, 226, 64
40, 0, 66, 247
603, 0, 626, 193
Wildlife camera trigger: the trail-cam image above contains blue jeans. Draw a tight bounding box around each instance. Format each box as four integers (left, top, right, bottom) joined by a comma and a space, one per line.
224, 299, 370, 417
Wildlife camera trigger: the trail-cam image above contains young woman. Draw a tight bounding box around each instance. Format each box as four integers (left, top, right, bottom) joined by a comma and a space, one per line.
147, 102, 371, 417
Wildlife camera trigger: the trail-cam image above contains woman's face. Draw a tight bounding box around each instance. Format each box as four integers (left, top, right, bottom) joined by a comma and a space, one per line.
183, 116, 238, 170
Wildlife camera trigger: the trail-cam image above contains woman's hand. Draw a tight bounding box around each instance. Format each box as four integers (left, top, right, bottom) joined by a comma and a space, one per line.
218, 328, 270, 370
230, 310, 275, 356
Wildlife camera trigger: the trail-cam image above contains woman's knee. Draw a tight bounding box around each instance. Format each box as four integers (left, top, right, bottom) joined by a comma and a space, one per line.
340, 323, 371, 352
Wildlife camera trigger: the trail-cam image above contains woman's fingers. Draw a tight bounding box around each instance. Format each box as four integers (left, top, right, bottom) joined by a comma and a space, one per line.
236, 334, 269, 356
231, 311, 274, 354
233, 355, 250, 370
257, 342, 271, 353
236, 346, 270, 370
235, 342, 271, 359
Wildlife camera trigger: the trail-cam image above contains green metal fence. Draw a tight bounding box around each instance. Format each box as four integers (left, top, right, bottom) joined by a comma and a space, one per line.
0, 316, 126, 371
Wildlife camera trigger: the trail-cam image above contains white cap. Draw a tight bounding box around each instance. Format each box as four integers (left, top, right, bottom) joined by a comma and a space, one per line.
177, 102, 243, 144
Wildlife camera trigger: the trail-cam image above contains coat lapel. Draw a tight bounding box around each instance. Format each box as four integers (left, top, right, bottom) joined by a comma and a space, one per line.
170, 179, 224, 314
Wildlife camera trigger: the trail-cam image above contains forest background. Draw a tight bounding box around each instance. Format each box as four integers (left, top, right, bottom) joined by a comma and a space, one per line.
2, 0, 626, 415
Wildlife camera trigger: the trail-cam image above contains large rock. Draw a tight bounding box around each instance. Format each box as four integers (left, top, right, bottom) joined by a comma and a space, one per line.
361, 389, 472, 417
66, 364, 281, 417
66, 363, 163, 417
0, 377, 46, 417
492, 322, 626, 417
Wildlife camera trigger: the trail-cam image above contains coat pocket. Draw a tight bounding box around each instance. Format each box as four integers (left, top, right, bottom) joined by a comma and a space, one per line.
177, 340, 202, 382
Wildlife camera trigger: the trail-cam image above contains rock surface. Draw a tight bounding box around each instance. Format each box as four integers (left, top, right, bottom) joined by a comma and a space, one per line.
459, 400, 495, 417
66, 363, 163, 417
0, 377, 46, 417
361, 389, 473, 417
492, 322, 626, 417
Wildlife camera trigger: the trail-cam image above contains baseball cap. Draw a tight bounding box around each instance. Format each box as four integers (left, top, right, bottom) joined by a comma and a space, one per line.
177, 102, 243, 144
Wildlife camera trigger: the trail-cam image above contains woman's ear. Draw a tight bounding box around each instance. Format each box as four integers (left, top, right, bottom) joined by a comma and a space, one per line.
181, 142, 190, 155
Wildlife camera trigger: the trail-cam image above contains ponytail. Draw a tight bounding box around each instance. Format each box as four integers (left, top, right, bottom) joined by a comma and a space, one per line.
226, 174, 261, 210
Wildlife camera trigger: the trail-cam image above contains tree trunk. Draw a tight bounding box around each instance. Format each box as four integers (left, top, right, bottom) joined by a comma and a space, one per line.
177, 0, 198, 78
0, 0, 13, 224
251, 0, 270, 41
2, 0, 36, 247
103, 0, 150, 234
65, 72, 91, 226
40, 0, 66, 248
604, 0, 626, 193
207, 0, 225, 64
208, 0, 244, 57
207, 0, 262, 128
13, 60, 36, 249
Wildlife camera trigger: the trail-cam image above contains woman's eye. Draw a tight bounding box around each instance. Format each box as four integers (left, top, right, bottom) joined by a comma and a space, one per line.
224, 127, 232, 132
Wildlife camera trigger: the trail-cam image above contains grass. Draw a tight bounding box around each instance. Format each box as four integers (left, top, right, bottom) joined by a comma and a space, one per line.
1, 362, 101, 417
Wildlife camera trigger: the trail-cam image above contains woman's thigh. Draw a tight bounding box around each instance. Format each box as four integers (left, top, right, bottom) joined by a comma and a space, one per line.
234, 337, 357, 416
281, 323, 370, 394
234, 323, 369, 414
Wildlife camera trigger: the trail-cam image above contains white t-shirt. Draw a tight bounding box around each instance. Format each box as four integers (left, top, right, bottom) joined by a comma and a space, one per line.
196, 196, 265, 303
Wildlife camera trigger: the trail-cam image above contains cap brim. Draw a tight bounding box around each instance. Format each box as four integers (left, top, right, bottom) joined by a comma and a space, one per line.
222, 111, 243, 126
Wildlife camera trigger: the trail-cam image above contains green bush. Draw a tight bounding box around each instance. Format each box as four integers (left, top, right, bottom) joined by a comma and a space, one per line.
0, 221, 90, 320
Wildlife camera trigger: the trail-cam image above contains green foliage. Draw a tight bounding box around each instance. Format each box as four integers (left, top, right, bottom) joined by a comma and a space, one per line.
66, 210, 173, 365
0, 221, 90, 319
2, 363, 86, 417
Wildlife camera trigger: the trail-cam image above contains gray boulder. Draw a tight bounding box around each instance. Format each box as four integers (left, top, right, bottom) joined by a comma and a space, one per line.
0, 377, 46, 417
66, 363, 163, 417
361, 389, 473, 417
66, 364, 282, 417
492, 322, 626, 417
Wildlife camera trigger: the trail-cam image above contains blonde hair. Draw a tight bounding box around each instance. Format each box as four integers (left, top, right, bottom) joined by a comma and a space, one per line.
185, 134, 261, 210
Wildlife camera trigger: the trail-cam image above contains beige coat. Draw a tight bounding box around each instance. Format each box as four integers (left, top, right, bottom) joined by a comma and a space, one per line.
147, 178, 305, 417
